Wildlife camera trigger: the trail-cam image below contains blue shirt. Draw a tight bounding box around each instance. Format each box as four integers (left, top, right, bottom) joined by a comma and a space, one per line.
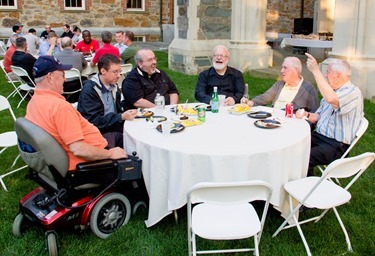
114, 43, 127, 54
39, 40, 62, 56
316, 81, 363, 144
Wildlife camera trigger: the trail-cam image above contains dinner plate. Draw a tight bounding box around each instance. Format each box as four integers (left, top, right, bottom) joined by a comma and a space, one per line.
247, 111, 272, 119
193, 105, 212, 111
146, 116, 167, 122
254, 119, 281, 129
156, 123, 185, 133
135, 110, 154, 118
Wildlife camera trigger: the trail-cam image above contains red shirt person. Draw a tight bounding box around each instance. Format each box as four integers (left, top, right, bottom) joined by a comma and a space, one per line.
75, 30, 100, 55
91, 31, 120, 66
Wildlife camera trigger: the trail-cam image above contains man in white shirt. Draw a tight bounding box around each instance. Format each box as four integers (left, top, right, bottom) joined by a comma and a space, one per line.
114, 31, 127, 54
24, 28, 41, 56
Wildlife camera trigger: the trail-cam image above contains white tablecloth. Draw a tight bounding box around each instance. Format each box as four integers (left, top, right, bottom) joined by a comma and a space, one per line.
280, 38, 332, 49
124, 105, 311, 227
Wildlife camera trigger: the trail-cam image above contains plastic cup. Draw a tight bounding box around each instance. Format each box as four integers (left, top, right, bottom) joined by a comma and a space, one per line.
218, 95, 226, 106
161, 121, 172, 135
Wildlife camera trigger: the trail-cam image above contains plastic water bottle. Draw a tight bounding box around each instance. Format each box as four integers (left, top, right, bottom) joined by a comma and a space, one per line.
211, 87, 219, 113
154, 93, 164, 113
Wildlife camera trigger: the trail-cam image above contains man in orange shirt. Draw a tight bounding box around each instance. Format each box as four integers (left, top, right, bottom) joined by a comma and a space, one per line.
26, 56, 127, 171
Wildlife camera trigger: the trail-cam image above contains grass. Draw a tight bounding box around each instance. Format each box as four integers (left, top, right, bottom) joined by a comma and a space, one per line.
0, 51, 374, 255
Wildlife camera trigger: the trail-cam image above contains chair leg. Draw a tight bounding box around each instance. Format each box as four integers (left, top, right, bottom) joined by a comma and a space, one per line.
192, 232, 197, 256
254, 234, 259, 256
333, 207, 353, 252
174, 210, 178, 224
0, 177, 8, 191
11, 154, 21, 168
291, 209, 312, 256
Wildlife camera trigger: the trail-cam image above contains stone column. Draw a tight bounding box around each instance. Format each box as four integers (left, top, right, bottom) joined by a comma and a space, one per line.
168, 0, 231, 75
168, 0, 272, 75
229, 0, 272, 71
323, 0, 375, 99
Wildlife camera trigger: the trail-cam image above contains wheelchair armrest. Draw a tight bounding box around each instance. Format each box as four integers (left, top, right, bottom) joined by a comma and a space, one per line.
75, 159, 116, 171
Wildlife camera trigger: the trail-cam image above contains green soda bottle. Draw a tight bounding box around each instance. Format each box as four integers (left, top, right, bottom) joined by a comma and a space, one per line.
211, 86, 219, 113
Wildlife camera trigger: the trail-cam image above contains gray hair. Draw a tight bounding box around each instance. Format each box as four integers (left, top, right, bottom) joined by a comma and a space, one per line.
10, 34, 20, 44
135, 48, 153, 64
329, 59, 352, 77
284, 57, 302, 74
34, 75, 47, 84
60, 37, 72, 48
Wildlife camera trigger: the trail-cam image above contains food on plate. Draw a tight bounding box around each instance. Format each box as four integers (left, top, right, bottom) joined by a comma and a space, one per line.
141, 110, 153, 117
180, 118, 203, 127
228, 104, 251, 114
233, 104, 251, 112
177, 105, 197, 115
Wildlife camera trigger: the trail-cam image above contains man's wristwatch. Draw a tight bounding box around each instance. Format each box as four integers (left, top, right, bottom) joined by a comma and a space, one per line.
306, 112, 310, 119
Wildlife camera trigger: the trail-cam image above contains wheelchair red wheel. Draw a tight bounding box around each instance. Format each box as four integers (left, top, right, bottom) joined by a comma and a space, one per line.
12, 213, 31, 237
90, 192, 131, 239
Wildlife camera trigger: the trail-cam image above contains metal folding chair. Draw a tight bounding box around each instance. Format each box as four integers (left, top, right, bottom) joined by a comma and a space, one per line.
10, 65, 36, 108
273, 152, 375, 256
0, 95, 28, 191
187, 180, 272, 256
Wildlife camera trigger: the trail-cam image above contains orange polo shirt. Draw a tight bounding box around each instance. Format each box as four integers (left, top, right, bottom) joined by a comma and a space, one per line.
25, 89, 108, 170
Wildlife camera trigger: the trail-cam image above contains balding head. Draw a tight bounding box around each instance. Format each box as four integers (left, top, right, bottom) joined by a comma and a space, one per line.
61, 37, 73, 49
283, 57, 302, 75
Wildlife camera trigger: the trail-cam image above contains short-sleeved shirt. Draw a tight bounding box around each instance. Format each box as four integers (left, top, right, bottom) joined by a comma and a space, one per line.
91, 43, 120, 64
316, 81, 363, 144
3, 45, 16, 73
26, 89, 108, 170
75, 39, 100, 54
122, 67, 179, 110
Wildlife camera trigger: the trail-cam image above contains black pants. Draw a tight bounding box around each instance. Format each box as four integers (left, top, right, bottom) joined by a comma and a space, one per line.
308, 131, 349, 176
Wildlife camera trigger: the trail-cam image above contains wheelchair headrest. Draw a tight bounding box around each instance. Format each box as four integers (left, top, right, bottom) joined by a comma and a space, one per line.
15, 118, 69, 178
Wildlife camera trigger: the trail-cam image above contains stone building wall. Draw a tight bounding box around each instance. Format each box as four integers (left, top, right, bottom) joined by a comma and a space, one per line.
267, 0, 315, 33
0, 0, 172, 41
0, 0, 316, 41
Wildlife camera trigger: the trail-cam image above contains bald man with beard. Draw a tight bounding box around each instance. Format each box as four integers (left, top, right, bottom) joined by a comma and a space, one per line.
195, 45, 245, 106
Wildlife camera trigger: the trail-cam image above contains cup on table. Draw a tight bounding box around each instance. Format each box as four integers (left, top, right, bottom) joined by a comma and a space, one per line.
161, 121, 172, 135
218, 95, 226, 106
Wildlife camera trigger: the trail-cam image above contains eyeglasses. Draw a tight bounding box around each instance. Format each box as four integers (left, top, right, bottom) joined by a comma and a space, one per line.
213, 54, 228, 58
110, 69, 122, 75
143, 57, 157, 62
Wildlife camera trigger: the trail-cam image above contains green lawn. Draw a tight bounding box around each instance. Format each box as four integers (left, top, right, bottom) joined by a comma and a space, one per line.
0, 51, 374, 255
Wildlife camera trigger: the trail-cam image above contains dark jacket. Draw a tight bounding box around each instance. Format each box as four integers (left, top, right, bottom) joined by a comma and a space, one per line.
77, 74, 123, 134
122, 67, 179, 110
195, 66, 245, 104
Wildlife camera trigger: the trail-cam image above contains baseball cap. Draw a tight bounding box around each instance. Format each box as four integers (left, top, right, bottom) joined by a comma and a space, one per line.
33, 56, 72, 78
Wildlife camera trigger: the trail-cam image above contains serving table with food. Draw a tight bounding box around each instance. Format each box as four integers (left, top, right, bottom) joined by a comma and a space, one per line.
124, 103, 311, 227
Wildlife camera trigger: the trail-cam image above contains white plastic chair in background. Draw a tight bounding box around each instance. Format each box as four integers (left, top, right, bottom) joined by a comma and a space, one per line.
273, 152, 375, 256
0, 41, 6, 56
187, 180, 273, 256
0, 60, 23, 99
0, 95, 28, 191
318, 117, 369, 184
10, 65, 36, 108
63, 68, 83, 102
118, 63, 133, 86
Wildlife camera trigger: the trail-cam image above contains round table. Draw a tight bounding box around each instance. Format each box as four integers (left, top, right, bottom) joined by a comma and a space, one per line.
124, 104, 311, 227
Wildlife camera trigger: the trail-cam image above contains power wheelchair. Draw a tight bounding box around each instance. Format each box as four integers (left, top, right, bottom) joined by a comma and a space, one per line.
12, 117, 148, 256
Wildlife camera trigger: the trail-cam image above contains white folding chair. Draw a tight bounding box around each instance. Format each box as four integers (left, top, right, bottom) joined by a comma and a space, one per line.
0, 60, 23, 99
273, 152, 375, 256
10, 65, 36, 108
187, 180, 273, 256
118, 63, 133, 86
0, 95, 28, 191
317, 117, 369, 184
0, 41, 6, 56
63, 68, 83, 101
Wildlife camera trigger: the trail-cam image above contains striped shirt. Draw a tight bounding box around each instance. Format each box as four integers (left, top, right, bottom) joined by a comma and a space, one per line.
316, 81, 363, 144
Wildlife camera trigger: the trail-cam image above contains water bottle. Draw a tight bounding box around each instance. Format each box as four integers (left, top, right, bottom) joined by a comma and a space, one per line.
154, 93, 164, 113
240, 83, 249, 104
211, 87, 219, 113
